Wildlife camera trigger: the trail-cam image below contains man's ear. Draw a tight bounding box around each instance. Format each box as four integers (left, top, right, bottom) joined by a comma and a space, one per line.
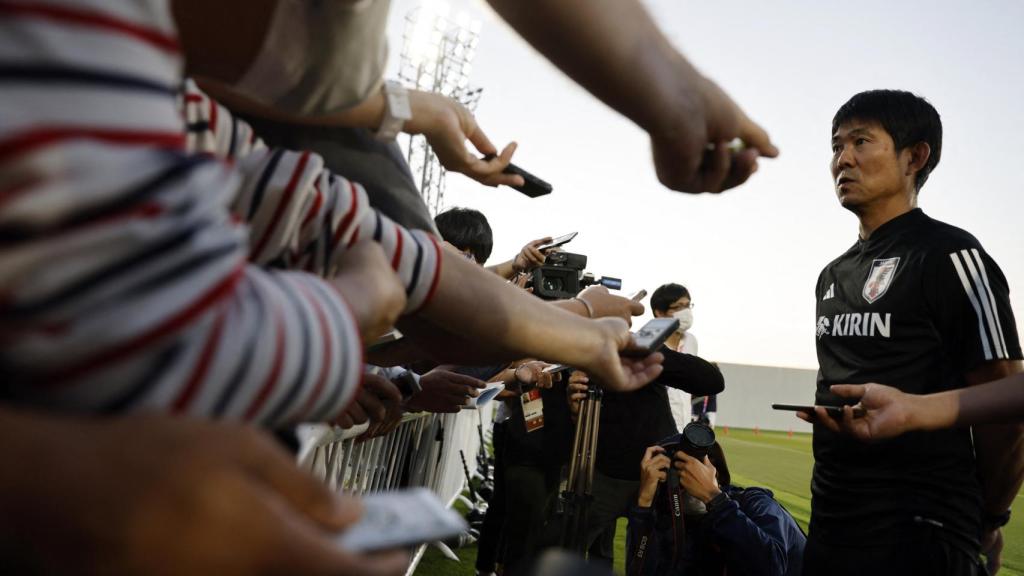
905, 142, 932, 179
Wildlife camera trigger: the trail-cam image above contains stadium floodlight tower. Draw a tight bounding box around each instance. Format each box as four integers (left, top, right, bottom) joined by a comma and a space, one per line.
399, 0, 483, 217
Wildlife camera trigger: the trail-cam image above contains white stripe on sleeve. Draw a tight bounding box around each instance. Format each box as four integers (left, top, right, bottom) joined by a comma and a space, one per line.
950, 251, 994, 360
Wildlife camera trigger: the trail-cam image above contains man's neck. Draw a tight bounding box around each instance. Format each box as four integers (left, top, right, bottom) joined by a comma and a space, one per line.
666, 332, 682, 350
856, 192, 917, 240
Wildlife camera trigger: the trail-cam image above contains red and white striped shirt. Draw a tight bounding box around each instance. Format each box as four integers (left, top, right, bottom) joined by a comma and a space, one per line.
0, 0, 440, 427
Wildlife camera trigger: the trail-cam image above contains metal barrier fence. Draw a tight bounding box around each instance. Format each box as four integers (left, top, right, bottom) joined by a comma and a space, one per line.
297, 403, 494, 574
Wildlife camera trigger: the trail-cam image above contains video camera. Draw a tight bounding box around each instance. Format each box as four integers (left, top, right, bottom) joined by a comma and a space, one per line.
531, 251, 622, 300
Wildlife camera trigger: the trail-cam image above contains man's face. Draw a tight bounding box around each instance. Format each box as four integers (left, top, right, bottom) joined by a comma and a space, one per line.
654, 295, 691, 318
830, 120, 910, 211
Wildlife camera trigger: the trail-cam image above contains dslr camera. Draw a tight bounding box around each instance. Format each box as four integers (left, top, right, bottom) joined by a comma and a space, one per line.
658, 422, 716, 463
531, 251, 621, 300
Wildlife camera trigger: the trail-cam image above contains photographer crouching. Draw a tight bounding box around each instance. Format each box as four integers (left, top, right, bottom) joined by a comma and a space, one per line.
626, 424, 805, 576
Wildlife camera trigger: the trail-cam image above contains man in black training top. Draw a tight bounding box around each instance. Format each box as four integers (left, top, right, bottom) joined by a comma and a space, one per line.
806, 90, 1023, 575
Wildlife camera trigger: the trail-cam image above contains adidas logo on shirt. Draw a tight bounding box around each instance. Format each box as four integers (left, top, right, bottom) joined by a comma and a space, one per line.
823, 283, 835, 300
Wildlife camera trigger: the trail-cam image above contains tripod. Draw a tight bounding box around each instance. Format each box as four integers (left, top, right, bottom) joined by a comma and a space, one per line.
559, 385, 603, 553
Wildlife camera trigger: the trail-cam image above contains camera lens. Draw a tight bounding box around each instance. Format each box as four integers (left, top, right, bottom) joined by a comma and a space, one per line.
681, 422, 715, 460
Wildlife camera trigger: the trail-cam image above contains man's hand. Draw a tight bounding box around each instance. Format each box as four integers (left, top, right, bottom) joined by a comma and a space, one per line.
577, 285, 645, 325
0, 409, 408, 576
651, 75, 778, 193
982, 528, 1004, 575
638, 446, 671, 507
810, 383, 917, 441
514, 360, 560, 390
513, 237, 552, 273
580, 317, 663, 393
566, 370, 589, 416
357, 374, 404, 439
406, 90, 524, 187
674, 451, 721, 503
405, 369, 486, 413
332, 242, 407, 342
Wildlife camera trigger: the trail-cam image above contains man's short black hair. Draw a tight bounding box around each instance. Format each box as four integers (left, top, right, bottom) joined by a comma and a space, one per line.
651, 283, 690, 314
434, 207, 493, 264
832, 89, 942, 191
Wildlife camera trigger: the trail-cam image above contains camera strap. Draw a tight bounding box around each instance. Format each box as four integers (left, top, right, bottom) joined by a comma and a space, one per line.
665, 468, 687, 572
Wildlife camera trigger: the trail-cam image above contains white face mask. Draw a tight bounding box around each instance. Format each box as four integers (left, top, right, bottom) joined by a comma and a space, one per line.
672, 308, 694, 333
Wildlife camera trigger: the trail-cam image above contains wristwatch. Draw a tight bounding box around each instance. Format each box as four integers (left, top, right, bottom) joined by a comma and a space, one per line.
375, 80, 412, 142
706, 491, 730, 512
392, 369, 422, 400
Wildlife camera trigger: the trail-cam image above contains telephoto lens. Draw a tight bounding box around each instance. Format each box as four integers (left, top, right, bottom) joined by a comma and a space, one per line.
679, 422, 715, 462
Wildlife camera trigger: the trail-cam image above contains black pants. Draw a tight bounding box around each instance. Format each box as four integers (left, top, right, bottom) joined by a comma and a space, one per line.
476, 422, 507, 573
500, 464, 559, 573
803, 524, 984, 576
582, 471, 640, 560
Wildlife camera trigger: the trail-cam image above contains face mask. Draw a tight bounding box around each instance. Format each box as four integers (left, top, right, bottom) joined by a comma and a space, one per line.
672, 308, 694, 333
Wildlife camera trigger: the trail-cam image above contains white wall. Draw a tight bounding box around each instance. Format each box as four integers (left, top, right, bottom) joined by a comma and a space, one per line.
714, 363, 817, 433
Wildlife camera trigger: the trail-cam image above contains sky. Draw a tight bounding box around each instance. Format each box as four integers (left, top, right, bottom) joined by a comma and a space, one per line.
384, 0, 1024, 369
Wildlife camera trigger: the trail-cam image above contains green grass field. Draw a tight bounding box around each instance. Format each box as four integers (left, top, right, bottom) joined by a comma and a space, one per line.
415, 428, 1023, 575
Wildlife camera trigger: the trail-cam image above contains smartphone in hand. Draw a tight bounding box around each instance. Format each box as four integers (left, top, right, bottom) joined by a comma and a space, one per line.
623, 318, 679, 357
772, 403, 867, 418
483, 154, 553, 198
537, 232, 578, 252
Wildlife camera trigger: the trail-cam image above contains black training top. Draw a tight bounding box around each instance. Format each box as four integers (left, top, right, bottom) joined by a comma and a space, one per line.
596, 347, 724, 481
812, 209, 1021, 548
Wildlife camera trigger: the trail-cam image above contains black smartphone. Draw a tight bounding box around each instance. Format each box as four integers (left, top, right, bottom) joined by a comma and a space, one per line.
537, 231, 578, 252
505, 162, 553, 198
483, 154, 553, 198
772, 403, 867, 418
623, 318, 679, 357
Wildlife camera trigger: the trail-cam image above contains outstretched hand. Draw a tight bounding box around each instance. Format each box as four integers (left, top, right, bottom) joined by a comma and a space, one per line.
651, 75, 778, 194
406, 91, 524, 187
581, 317, 663, 393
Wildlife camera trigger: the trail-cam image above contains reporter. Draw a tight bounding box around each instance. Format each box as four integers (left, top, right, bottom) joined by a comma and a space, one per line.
0, 407, 407, 576
580, 343, 723, 556
184, 86, 663, 395
176, 0, 522, 193
626, 443, 804, 576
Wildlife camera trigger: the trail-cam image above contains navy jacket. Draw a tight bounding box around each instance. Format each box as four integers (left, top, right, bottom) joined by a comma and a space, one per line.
626, 486, 805, 576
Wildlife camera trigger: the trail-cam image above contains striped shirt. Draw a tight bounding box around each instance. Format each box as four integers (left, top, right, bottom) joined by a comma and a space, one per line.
0, 0, 440, 427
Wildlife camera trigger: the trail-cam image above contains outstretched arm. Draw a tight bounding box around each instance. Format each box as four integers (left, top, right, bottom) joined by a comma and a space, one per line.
486, 0, 778, 193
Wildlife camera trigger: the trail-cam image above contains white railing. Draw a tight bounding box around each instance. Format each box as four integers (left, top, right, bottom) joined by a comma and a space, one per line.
298, 403, 494, 574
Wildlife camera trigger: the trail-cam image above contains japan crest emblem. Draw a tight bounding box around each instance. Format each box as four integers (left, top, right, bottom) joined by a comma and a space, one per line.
862, 257, 900, 304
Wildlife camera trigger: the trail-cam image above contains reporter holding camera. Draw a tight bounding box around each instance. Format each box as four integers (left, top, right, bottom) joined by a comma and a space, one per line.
626, 439, 805, 576
575, 324, 723, 559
